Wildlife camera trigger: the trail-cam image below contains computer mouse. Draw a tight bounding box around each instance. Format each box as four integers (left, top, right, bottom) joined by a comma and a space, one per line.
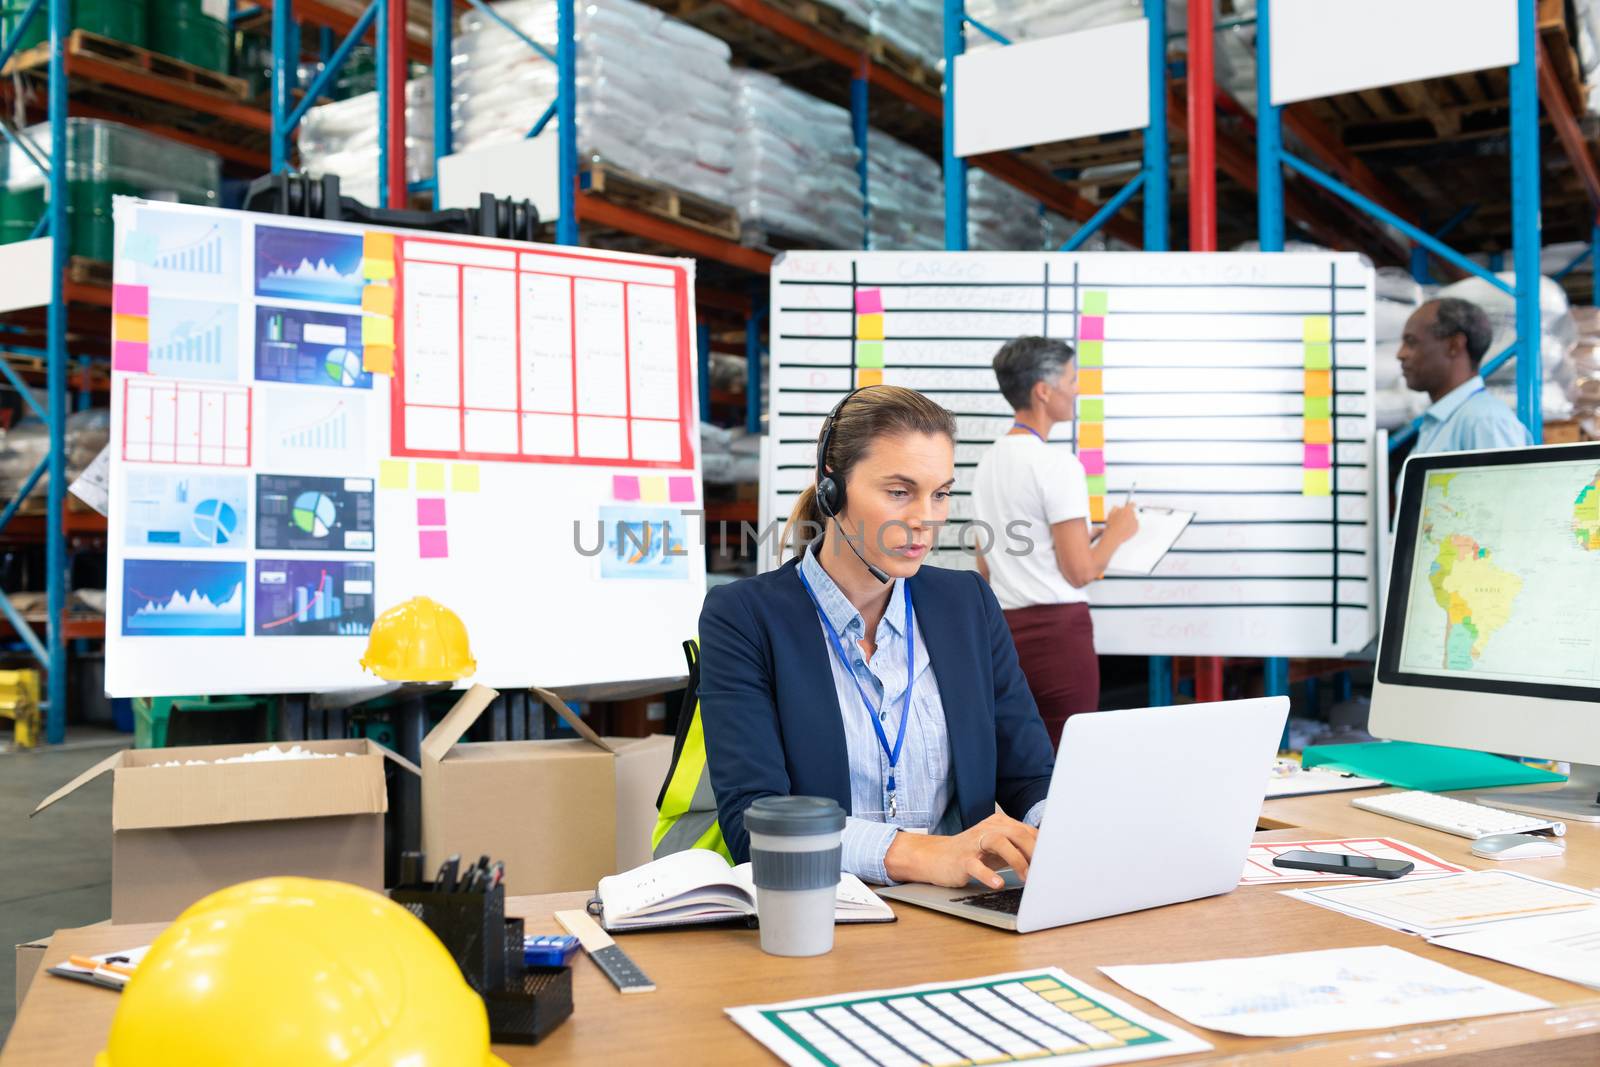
1470, 833, 1566, 861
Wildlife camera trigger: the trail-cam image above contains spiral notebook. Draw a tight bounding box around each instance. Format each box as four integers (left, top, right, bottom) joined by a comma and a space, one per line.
594, 848, 895, 932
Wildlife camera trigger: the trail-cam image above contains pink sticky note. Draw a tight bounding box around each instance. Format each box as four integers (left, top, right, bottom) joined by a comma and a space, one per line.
854, 289, 884, 314
417, 498, 447, 526
612, 475, 641, 501
112, 340, 148, 373
1079, 449, 1106, 476
1304, 444, 1331, 469
419, 530, 449, 559
668, 475, 696, 503
112, 284, 148, 317
1079, 317, 1105, 341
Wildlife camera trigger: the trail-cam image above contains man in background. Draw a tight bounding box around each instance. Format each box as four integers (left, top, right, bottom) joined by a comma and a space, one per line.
1398, 297, 1534, 454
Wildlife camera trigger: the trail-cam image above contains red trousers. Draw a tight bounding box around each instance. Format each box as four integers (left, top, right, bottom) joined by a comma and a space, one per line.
1003, 602, 1099, 751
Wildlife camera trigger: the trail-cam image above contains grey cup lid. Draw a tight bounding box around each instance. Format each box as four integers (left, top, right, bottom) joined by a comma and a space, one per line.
744, 795, 845, 836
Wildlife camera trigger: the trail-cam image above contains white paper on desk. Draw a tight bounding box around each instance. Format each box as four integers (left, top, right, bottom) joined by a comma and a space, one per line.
1104, 506, 1195, 576
1283, 870, 1600, 936
1430, 910, 1600, 990
1100, 946, 1549, 1038
1263, 767, 1384, 798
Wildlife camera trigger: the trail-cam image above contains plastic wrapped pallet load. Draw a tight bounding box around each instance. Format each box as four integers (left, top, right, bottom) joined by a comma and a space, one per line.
866, 130, 943, 250
450, 0, 735, 207
870, 0, 943, 67
297, 78, 435, 207
1372, 267, 1430, 431
1434, 272, 1578, 423
731, 70, 863, 248
1570, 306, 1600, 437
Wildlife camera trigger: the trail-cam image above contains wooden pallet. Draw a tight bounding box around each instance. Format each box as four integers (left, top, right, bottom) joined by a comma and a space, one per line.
66, 257, 111, 291
3, 30, 249, 100
582, 163, 741, 241
867, 36, 940, 94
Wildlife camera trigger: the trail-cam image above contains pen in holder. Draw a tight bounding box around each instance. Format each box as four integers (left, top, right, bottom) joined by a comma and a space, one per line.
392, 877, 573, 1044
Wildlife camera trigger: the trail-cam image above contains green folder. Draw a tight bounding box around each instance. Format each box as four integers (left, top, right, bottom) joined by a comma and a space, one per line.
1301, 741, 1566, 792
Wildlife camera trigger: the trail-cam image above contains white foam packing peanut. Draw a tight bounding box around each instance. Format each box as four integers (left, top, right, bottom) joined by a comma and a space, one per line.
154, 745, 360, 768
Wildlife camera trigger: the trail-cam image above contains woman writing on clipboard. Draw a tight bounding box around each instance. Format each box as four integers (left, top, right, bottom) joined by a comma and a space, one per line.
972, 336, 1138, 749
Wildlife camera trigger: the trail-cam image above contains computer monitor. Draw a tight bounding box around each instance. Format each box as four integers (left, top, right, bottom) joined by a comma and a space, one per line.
1371, 441, 1600, 822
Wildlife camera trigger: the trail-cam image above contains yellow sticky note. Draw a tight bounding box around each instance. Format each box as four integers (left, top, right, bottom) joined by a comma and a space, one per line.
1304, 468, 1332, 496
362, 315, 395, 345
362, 285, 396, 316
363, 257, 396, 281
857, 313, 885, 341
113, 314, 149, 343
416, 463, 446, 491
452, 464, 480, 493
1304, 418, 1333, 445
641, 476, 669, 502
1076, 368, 1103, 396
363, 343, 394, 375
363, 231, 395, 260
1077, 423, 1105, 449
1303, 316, 1332, 343
856, 368, 884, 387
379, 460, 409, 490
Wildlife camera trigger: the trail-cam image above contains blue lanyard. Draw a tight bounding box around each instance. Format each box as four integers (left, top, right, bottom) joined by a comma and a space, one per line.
1011, 422, 1046, 442
796, 566, 915, 807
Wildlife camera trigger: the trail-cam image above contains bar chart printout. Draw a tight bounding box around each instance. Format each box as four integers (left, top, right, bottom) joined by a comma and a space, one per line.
765, 252, 1377, 658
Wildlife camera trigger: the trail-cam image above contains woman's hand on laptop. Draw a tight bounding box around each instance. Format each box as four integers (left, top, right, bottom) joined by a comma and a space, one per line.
883, 813, 1038, 889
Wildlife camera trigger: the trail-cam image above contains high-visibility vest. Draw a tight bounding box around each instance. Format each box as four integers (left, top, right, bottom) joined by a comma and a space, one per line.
651, 639, 733, 861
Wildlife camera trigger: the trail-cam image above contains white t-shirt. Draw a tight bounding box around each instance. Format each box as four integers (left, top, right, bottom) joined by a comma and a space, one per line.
971, 434, 1091, 610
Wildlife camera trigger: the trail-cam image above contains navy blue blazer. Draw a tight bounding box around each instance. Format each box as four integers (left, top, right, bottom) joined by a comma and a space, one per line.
698, 557, 1056, 863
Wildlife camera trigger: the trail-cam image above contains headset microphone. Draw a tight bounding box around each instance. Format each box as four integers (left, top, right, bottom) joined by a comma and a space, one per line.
815, 389, 891, 585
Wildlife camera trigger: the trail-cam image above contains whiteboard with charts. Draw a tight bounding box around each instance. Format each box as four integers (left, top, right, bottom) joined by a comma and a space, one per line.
107, 199, 704, 696
762, 251, 1377, 658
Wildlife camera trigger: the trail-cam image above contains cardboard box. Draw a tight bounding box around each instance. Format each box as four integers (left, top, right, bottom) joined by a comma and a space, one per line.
15, 935, 48, 1010
33, 740, 418, 923
422, 685, 674, 896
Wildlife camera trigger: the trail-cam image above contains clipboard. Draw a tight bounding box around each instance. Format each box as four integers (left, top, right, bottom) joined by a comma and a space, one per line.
1104, 505, 1195, 576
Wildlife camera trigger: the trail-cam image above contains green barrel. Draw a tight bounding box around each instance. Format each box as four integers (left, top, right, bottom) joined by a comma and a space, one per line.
2, 0, 148, 50
0, 188, 44, 245
145, 11, 225, 71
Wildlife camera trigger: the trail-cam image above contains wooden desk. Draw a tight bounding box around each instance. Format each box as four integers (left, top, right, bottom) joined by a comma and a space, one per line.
7, 788, 1600, 1065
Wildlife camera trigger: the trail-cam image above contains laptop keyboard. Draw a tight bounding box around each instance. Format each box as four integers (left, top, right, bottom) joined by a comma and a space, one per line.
952, 887, 1024, 914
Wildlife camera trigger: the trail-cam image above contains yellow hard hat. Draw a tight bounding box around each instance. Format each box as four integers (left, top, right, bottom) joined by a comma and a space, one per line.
359, 595, 477, 682
96, 877, 507, 1067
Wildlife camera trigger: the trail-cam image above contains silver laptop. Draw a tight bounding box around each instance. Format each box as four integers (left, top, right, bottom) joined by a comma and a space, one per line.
878, 697, 1289, 933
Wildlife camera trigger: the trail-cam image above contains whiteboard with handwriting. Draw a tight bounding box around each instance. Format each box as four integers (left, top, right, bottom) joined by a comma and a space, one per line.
762, 251, 1377, 658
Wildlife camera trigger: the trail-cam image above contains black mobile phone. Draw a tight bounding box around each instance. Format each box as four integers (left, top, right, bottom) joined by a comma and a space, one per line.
1271, 850, 1414, 879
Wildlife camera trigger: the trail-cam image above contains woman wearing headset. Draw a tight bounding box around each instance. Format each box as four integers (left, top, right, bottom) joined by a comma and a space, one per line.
698, 385, 1055, 890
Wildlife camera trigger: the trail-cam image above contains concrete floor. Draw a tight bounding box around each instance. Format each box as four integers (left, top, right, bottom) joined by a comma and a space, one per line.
0, 737, 119, 1046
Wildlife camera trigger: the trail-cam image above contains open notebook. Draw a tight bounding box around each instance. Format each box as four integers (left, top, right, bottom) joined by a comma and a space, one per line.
596, 848, 895, 932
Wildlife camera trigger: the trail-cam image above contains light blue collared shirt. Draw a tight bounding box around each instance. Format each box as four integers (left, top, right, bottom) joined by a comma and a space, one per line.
1414, 377, 1534, 455
799, 548, 1046, 884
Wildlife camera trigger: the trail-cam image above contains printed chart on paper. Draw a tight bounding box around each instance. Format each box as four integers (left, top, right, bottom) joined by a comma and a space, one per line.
764, 252, 1377, 657
107, 200, 704, 696
727, 968, 1210, 1067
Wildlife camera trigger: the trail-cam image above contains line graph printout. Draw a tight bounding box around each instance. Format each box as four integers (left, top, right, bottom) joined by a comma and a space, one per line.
1284, 870, 1600, 936
1100, 946, 1548, 1038
765, 251, 1377, 657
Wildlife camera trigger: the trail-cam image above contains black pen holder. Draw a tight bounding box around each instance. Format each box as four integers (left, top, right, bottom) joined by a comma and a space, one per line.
391, 883, 573, 1044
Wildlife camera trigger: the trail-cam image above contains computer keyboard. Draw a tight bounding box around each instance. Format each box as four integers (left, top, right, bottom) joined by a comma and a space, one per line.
1353, 790, 1566, 840
952, 887, 1024, 914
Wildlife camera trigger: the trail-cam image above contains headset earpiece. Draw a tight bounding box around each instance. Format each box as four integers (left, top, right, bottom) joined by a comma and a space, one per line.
815, 387, 866, 520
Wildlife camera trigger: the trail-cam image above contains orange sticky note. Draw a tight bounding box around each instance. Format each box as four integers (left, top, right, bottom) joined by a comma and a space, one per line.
857, 314, 885, 341
1304, 369, 1332, 398
856, 368, 883, 387
364, 343, 395, 375
362, 285, 396, 316
1077, 423, 1105, 449
1304, 418, 1332, 444
1089, 496, 1106, 523
1077, 368, 1103, 396
363, 231, 395, 260
112, 314, 149, 343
